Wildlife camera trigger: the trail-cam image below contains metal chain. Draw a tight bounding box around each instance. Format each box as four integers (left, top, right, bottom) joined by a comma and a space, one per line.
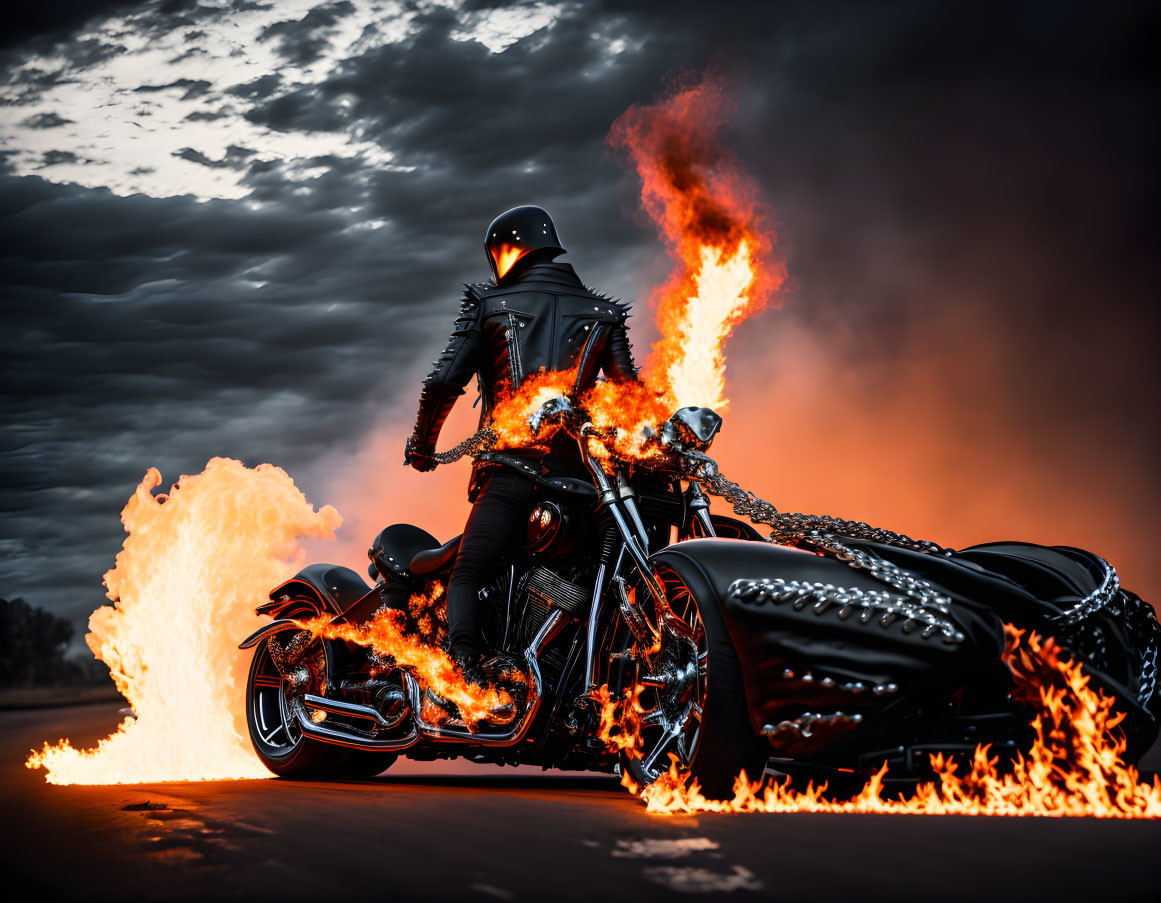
431, 427, 497, 465
729, 577, 964, 643
702, 470, 951, 554
1051, 556, 1118, 625
1125, 593, 1160, 708
429, 425, 1156, 704
805, 533, 955, 615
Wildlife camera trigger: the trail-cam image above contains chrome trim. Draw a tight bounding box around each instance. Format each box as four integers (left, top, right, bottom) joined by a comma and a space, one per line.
294, 705, 419, 751
406, 609, 566, 746
302, 693, 404, 728
582, 562, 607, 694
501, 563, 516, 649
613, 574, 660, 649
575, 429, 664, 605
688, 481, 717, 537
238, 619, 298, 650
616, 470, 651, 548
607, 504, 666, 607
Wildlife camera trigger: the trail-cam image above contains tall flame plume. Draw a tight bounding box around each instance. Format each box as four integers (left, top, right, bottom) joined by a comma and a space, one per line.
26, 458, 341, 785
608, 74, 786, 410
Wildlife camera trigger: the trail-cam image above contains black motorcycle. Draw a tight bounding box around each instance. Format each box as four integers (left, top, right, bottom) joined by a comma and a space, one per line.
239, 400, 1160, 797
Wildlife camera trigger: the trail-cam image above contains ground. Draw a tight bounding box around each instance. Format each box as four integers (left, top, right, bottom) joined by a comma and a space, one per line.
3, 703, 1159, 902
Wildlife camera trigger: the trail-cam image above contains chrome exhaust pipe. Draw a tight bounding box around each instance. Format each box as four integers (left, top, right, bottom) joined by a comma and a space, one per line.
294, 704, 419, 751
406, 609, 566, 746
303, 693, 407, 728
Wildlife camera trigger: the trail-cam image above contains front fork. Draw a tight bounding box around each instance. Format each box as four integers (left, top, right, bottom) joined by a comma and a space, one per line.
687, 480, 717, 538
576, 430, 713, 703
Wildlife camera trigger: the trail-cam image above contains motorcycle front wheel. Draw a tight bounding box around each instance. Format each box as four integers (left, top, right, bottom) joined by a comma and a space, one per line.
612, 572, 768, 800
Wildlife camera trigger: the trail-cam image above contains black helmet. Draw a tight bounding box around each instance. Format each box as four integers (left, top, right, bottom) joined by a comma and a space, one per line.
484, 205, 565, 282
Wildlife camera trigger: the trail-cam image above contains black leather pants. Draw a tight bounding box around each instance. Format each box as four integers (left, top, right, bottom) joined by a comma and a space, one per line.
446, 469, 537, 661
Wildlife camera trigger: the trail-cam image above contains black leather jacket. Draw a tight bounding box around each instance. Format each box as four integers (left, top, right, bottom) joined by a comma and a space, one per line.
408, 262, 639, 462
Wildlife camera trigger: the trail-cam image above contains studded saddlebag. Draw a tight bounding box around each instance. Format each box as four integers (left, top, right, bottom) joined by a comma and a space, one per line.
949, 541, 1160, 760
652, 537, 1159, 761
652, 538, 1007, 754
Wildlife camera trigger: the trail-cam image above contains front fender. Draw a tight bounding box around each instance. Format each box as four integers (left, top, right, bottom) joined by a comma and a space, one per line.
651, 539, 1006, 738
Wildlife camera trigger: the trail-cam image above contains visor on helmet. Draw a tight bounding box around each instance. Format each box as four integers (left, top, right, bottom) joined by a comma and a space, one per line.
485, 205, 565, 282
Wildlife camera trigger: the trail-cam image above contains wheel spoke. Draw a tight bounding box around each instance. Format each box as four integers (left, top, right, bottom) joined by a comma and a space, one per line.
641, 708, 665, 727
643, 727, 681, 774
260, 722, 287, 746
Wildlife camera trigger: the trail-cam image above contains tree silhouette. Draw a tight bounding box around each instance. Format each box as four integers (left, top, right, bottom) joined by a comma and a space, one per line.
0, 597, 108, 687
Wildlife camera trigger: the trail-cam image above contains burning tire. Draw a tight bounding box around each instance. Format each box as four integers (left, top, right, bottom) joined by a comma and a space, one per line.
613, 571, 768, 800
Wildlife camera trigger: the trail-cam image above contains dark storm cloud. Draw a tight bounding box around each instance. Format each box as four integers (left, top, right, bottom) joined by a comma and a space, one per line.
174, 144, 257, 169
20, 112, 74, 129
134, 77, 214, 100
258, 1, 357, 67
2, 0, 1159, 636
1, 171, 434, 620
0, 1, 145, 50
38, 150, 82, 167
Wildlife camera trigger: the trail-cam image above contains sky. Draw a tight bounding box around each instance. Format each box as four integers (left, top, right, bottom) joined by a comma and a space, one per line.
1, 0, 1158, 641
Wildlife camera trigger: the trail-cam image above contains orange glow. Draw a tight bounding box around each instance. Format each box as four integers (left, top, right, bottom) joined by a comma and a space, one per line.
492, 242, 526, 280
595, 682, 647, 755
488, 367, 580, 449
600, 627, 1161, 818
608, 74, 786, 410
25, 458, 341, 785
296, 583, 519, 729
486, 367, 672, 465
408, 578, 447, 640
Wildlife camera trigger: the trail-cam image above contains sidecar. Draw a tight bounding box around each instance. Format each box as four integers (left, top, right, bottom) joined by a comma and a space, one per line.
651, 533, 1160, 781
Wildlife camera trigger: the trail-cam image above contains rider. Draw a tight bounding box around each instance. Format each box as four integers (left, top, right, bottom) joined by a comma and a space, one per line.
404, 205, 640, 684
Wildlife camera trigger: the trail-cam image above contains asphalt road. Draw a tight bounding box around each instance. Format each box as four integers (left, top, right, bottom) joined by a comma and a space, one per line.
3, 704, 1159, 902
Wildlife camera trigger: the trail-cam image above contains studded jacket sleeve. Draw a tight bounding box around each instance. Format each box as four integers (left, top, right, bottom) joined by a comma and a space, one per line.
601, 304, 641, 383
406, 287, 484, 461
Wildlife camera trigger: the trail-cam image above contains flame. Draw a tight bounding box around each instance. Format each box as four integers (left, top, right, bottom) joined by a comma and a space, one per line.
296, 583, 519, 728
408, 578, 447, 640
608, 74, 786, 409
492, 242, 526, 280
488, 367, 580, 449
600, 626, 1161, 818
595, 682, 648, 755
25, 458, 341, 785
487, 367, 671, 465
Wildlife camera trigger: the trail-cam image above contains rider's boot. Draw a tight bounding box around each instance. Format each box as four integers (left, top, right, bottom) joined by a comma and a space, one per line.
450, 643, 487, 689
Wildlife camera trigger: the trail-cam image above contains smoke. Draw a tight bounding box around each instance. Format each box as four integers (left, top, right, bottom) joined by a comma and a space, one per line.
301, 394, 479, 572
715, 306, 1160, 612
305, 64, 1159, 613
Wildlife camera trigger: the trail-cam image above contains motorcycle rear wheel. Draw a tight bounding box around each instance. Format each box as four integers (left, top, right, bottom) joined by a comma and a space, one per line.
614, 572, 768, 800
246, 631, 354, 779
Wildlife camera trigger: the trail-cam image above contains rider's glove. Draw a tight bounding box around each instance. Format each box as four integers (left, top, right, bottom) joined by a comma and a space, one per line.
404, 436, 436, 472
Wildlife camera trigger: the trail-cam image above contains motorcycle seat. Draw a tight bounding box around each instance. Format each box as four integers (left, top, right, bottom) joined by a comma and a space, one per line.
410, 533, 463, 576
